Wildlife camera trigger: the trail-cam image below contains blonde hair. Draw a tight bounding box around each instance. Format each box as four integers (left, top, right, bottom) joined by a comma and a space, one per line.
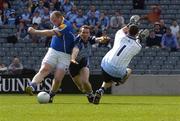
50, 11, 63, 20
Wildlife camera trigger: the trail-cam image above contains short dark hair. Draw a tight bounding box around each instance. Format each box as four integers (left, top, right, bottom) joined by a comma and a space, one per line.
129, 24, 139, 37
79, 25, 90, 32
32, 23, 38, 26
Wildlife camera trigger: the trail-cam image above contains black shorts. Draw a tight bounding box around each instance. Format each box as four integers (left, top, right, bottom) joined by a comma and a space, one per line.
69, 58, 88, 77
101, 68, 126, 84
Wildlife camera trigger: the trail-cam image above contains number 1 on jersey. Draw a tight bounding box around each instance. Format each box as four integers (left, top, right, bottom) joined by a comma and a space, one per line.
117, 45, 126, 56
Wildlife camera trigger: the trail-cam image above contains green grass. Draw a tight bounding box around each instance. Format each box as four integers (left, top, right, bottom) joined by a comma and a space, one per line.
1, 94, 180, 121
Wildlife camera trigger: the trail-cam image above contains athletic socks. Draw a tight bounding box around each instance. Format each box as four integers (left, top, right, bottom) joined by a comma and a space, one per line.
49, 91, 56, 98
98, 87, 105, 95
85, 91, 94, 103
27, 82, 37, 91
85, 91, 94, 97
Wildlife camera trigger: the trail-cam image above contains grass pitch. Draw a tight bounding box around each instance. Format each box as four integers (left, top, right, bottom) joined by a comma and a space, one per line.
1, 94, 180, 121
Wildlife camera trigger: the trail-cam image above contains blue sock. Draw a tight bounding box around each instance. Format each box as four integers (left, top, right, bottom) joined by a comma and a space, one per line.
98, 87, 105, 94
29, 82, 37, 90
101, 87, 105, 91
86, 91, 93, 97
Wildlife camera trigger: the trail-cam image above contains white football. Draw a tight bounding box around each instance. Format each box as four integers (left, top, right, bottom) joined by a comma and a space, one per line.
37, 91, 50, 104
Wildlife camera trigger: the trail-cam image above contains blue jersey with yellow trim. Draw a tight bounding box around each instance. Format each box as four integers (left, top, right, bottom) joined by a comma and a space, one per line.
50, 19, 75, 54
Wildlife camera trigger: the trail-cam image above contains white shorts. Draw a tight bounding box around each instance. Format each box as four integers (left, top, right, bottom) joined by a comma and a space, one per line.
42, 48, 70, 71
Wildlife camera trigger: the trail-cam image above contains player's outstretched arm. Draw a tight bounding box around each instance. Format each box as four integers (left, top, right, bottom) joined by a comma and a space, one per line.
71, 47, 79, 64
122, 26, 129, 34
69, 47, 79, 75
95, 36, 111, 44
28, 27, 56, 37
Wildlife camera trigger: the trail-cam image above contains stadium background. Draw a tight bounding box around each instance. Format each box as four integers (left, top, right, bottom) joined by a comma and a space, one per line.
1, 0, 180, 95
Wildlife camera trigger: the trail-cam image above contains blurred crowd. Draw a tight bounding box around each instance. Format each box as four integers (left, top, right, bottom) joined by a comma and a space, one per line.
0, 0, 126, 48
0, 56, 23, 75
140, 4, 180, 51
1, 0, 180, 75
0, 0, 179, 50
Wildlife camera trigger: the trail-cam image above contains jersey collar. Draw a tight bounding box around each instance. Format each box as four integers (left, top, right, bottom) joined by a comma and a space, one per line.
127, 35, 136, 40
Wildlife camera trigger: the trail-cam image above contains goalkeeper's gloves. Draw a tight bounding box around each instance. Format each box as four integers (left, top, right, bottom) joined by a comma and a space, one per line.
127, 15, 141, 27
137, 29, 149, 41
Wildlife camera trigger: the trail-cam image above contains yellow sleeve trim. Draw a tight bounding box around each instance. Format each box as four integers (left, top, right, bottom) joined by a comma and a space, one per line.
59, 24, 67, 30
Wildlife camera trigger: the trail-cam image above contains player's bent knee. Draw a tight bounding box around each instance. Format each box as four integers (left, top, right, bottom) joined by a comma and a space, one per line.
54, 77, 62, 83
120, 69, 132, 84
127, 68, 132, 74
39, 67, 50, 76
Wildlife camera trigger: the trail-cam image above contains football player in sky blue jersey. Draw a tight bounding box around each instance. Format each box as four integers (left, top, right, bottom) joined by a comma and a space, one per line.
69, 25, 110, 103
26, 11, 75, 103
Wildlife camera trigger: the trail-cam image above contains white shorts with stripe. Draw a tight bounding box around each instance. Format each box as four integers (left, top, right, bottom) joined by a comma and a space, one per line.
42, 48, 70, 71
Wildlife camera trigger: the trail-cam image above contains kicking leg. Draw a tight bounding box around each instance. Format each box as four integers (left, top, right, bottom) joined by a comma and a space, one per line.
26, 63, 52, 95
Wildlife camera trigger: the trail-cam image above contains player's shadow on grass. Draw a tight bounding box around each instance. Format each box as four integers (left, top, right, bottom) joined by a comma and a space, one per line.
52, 102, 92, 105
100, 102, 180, 105
48, 102, 180, 105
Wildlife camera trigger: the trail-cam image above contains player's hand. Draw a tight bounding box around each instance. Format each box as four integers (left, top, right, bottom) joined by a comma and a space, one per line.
28, 27, 36, 34
137, 29, 149, 40
70, 59, 79, 64
69, 60, 79, 74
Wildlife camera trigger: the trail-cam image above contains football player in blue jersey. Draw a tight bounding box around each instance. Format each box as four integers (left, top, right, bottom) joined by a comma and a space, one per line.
26, 11, 75, 103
